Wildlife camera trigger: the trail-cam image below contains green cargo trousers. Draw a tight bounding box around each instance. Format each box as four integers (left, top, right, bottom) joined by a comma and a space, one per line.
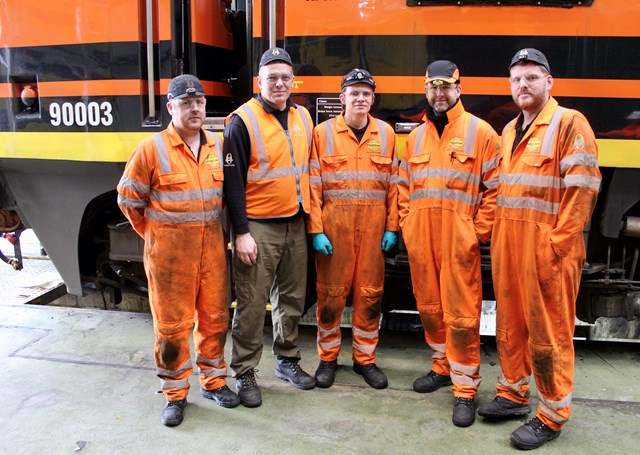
230, 216, 308, 377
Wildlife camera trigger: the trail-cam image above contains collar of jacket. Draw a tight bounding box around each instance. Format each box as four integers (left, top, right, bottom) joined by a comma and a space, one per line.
255, 94, 297, 114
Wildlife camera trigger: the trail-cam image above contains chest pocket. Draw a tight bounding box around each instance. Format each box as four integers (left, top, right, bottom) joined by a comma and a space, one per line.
158, 173, 188, 188
322, 154, 349, 189
520, 154, 553, 199
447, 152, 476, 192
370, 154, 392, 172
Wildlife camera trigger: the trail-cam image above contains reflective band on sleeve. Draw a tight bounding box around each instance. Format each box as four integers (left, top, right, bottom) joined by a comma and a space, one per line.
564, 174, 601, 190
150, 187, 223, 203
500, 173, 565, 189
482, 155, 500, 174
560, 153, 599, 173
118, 176, 150, 195
146, 208, 223, 223
117, 195, 148, 208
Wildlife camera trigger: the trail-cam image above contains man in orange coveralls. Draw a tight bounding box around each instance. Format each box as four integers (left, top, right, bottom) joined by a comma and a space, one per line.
117, 75, 239, 427
398, 60, 500, 427
309, 69, 399, 390
477, 49, 601, 450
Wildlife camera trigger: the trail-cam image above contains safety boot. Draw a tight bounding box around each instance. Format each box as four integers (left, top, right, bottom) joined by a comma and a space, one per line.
161, 398, 186, 427
478, 396, 531, 419
315, 360, 338, 388
200, 385, 241, 408
275, 356, 316, 390
413, 370, 452, 393
510, 417, 561, 450
353, 363, 388, 389
452, 397, 476, 427
236, 369, 262, 408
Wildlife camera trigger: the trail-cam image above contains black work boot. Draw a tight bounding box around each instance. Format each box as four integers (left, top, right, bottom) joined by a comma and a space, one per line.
161, 398, 186, 427
452, 397, 476, 427
478, 396, 531, 419
275, 356, 316, 390
315, 360, 338, 388
510, 417, 561, 450
413, 370, 452, 393
353, 363, 388, 389
200, 385, 241, 408
236, 369, 262, 408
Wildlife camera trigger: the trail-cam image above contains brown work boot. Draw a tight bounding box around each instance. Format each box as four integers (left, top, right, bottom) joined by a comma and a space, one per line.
510, 417, 561, 450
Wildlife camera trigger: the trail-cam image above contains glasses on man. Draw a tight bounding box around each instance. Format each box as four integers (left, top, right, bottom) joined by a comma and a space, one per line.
265, 74, 293, 84
426, 83, 458, 93
177, 98, 205, 108
510, 74, 546, 85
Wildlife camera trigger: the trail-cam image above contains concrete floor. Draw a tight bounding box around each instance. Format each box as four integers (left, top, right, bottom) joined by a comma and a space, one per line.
1, 301, 639, 455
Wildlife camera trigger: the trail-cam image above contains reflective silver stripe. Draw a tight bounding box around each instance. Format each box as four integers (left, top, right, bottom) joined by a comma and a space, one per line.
146, 208, 223, 223
319, 338, 342, 350
324, 118, 336, 156
199, 367, 227, 378
390, 173, 400, 184
299, 106, 312, 149
498, 373, 530, 393
482, 155, 500, 174
560, 153, 599, 173
151, 187, 223, 203
310, 158, 321, 169
413, 123, 428, 155
375, 119, 390, 156
484, 177, 499, 190
398, 175, 410, 187
204, 131, 223, 163
310, 175, 322, 186
198, 353, 227, 377
539, 393, 572, 424
352, 326, 378, 339
451, 372, 481, 387
161, 378, 189, 390
352, 341, 376, 355
410, 188, 482, 207
248, 163, 309, 181
428, 342, 446, 358
239, 104, 269, 173
196, 354, 224, 367
153, 133, 172, 174
564, 174, 601, 190
497, 195, 559, 215
500, 173, 565, 189
540, 107, 567, 157
411, 167, 481, 186
323, 189, 388, 201
117, 195, 148, 208
449, 360, 479, 376
157, 358, 192, 378
322, 170, 391, 183
464, 115, 479, 155
318, 324, 341, 337
399, 159, 409, 173
118, 176, 150, 195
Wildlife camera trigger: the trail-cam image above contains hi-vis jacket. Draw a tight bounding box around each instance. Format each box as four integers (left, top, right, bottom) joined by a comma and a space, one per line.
117, 122, 224, 235
308, 113, 399, 234
398, 101, 500, 242
227, 98, 312, 219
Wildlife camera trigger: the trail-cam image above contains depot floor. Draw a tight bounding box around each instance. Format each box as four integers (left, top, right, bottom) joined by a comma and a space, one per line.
1, 298, 639, 455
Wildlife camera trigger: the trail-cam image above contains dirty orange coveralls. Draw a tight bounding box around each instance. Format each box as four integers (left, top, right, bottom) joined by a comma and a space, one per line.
492, 97, 601, 431
117, 123, 230, 401
309, 114, 399, 365
398, 101, 499, 399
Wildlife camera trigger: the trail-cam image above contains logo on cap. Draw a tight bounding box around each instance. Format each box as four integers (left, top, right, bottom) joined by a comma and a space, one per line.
271, 49, 280, 57
517, 49, 529, 61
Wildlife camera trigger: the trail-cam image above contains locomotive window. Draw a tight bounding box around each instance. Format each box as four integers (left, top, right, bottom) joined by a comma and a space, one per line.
407, 1, 593, 7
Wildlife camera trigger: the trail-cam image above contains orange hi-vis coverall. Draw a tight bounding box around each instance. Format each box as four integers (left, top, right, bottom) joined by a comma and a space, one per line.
309, 114, 399, 365
398, 101, 500, 399
117, 123, 230, 401
492, 97, 601, 431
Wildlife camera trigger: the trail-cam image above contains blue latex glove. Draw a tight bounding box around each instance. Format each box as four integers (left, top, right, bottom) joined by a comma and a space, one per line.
381, 231, 398, 252
312, 233, 333, 255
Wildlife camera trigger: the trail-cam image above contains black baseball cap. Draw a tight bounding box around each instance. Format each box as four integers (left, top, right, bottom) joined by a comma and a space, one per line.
259, 47, 293, 68
509, 48, 551, 73
425, 60, 460, 85
341, 68, 376, 90
167, 74, 205, 100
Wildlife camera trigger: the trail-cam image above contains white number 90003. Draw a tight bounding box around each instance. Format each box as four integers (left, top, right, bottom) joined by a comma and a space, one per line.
49, 101, 114, 127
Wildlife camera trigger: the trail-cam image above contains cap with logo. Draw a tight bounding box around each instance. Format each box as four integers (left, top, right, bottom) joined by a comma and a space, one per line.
425, 60, 460, 86
509, 48, 551, 73
259, 47, 293, 68
167, 74, 205, 100
341, 68, 376, 90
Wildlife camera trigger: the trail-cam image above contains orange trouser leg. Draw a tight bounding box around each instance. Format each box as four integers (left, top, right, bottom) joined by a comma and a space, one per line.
493, 220, 582, 430
193, 222, 230, 391
350, 205, 385, 365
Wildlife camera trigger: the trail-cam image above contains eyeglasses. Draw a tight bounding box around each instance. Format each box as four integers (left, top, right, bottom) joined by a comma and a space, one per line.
176, 98, 205, 108
265, 74, 294, 84
345, 89, 374, 99
426, 83, 458, 93
510, 74, 546, 85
